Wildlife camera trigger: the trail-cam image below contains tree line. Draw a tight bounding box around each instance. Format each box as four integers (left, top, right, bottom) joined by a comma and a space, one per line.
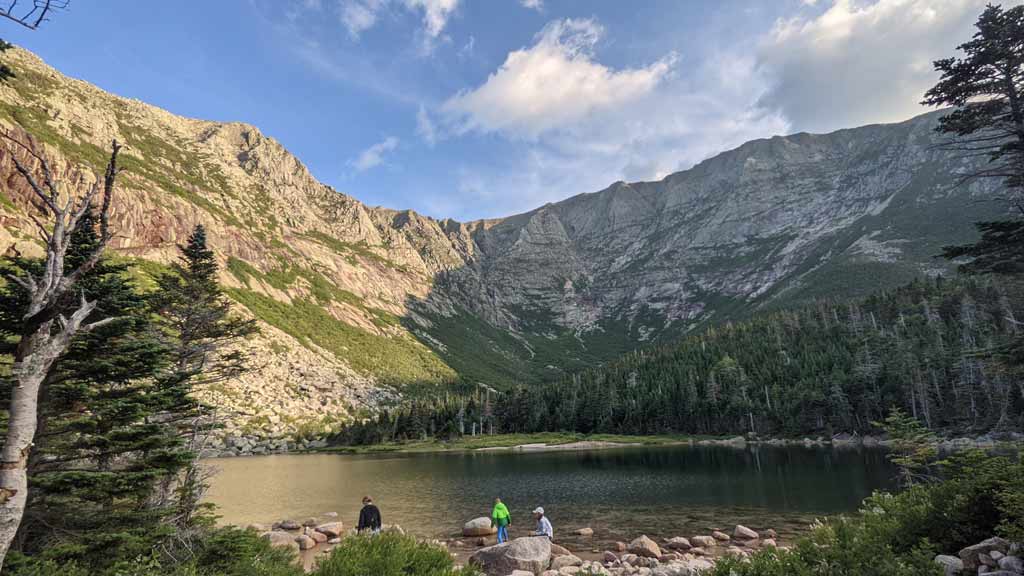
334, 276, 1023, 443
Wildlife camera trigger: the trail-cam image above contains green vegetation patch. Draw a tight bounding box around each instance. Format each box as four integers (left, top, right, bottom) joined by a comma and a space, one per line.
227, 287, 454, 385
302, 230, 410, 273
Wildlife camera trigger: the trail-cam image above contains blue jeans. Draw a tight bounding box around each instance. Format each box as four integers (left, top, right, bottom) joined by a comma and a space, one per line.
497, 524, 508, 543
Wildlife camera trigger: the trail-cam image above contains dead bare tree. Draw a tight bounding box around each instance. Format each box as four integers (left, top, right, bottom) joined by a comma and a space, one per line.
0, 0, 67, 30
0, 132, 121, 567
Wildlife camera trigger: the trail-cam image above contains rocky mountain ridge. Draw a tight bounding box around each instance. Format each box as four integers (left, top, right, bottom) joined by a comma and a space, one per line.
0, 48, 1003, 446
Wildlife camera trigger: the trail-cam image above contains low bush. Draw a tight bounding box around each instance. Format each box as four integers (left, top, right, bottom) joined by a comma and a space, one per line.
312, 532, 478, 576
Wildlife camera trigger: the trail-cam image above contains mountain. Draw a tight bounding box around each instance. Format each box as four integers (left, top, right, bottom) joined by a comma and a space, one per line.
0, 48, 1004, 445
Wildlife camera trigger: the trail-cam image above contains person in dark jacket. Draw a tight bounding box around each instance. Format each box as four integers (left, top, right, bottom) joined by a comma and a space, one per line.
357, 496, 382, 534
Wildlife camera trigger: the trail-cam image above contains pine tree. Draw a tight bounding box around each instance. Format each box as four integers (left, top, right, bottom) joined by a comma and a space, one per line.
148, 225, 257, 530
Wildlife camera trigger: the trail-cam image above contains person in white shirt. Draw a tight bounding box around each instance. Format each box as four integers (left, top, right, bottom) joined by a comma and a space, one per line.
532, 507, 553, 540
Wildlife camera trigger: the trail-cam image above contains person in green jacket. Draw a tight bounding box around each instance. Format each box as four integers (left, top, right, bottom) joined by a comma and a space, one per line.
491, 498, 511, 543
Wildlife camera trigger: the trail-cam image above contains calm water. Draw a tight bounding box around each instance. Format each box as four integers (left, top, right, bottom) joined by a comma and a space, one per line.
204, 445, 896, 547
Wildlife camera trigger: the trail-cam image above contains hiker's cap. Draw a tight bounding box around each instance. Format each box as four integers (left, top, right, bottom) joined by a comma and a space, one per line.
533, 507, 544, 515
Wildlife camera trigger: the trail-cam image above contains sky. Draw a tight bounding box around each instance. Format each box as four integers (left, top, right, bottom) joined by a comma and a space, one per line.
0, 0, 1008, 221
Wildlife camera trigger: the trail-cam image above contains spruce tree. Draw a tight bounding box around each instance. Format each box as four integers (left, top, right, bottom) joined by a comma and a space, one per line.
149, 224, 256, 530
1, 212, 192, 570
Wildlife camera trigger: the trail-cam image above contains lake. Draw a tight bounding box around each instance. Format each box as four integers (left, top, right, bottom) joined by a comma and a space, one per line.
203, 444, 897, 548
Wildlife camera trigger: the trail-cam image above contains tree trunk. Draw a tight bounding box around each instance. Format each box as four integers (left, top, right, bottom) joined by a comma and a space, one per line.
0, 323, 59, 564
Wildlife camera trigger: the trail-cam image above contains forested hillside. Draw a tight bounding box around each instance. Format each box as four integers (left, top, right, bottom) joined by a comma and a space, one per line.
338, 276, 1024, 442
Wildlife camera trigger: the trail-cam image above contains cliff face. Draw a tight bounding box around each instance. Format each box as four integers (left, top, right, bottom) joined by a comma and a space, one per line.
0, 48, 1003, 446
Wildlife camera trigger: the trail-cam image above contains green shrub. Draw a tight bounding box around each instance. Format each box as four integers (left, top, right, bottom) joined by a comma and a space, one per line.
189, 527, 303, 576
312, 532, 478, 576
706, 450, 1024, 576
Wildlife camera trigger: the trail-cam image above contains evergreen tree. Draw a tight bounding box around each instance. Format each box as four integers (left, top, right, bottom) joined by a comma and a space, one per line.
148, 225, 257, 530
1, 212, 191, 570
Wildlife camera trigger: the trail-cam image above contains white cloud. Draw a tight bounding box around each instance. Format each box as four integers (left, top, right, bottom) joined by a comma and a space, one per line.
352, 136, 400, 171
520, 0, 543, 11
404, 0, 459, 38
432, 16, 788, 218
416, 104, 437, 146
757, 0, 1000, 132
336, 0, 459, 43
442, 18, 676, 139
339, 0, 387, 39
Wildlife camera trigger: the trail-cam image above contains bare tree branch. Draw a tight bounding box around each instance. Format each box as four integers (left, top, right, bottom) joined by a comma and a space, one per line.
0, 0, 67, 30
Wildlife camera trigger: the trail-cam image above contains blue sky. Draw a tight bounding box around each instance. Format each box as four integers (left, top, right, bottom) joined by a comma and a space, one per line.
1, 0, 1000, 220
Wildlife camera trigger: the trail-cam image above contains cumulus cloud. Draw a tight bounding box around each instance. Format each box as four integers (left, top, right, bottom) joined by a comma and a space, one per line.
520, 0, 543, 11
442, 18, 676, 139
352, 136, 400, 171
431, 16, 788, 217
757, 0, 996, 133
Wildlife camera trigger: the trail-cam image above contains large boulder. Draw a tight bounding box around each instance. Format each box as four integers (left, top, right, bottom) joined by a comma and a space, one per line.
275, 519, 301, 531
628, 535, 662, 558
999, 555, 1024, 573
463, 517, 497, 537
550, 543, 572, 557
937, 553, 958, 573
261, 531, 299, 551
469, 536, 552, 576
316, 522, 345, 538
960, 537, 1010, 573
712, 531, 731, 542
550, 554, 583, 570
575, 527, 594, 537
734, 525, 759, 540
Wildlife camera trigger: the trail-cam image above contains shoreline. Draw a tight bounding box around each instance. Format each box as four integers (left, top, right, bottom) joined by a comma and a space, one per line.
202, 430, 1024, 459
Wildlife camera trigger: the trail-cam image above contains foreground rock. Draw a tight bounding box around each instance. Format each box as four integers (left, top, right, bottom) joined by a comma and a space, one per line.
665, 537, 692, 550
315, 521, 345, 538
628, 535, 662, 558
934, 555, 963, 576
733, 525, 758, 540
261, 531, 300, 551
463, 517, 497, 537
469, 537, 552, 576
960, 537, 1010, 573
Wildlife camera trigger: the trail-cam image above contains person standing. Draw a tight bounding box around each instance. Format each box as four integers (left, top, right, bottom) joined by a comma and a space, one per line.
532, 507, 553, 540
357, 496, 382, 534
491, 498, 511, 543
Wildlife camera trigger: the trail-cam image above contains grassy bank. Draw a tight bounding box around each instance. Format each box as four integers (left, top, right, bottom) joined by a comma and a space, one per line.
317, 432, 707, 454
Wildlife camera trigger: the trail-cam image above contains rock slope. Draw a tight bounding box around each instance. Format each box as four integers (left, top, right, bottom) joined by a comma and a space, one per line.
0, 48, 1003, 443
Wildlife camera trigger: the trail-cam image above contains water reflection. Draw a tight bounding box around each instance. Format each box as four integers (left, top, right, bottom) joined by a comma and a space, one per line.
204, 445, 896, 544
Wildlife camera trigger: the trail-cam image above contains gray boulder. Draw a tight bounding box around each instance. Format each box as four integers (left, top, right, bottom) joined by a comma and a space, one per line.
734, 525, 759, 540
469, 536, 552, 576
934, 554, 964, 576
961, 538, 1011, 573
463, 516, 497, 537
999, 555, 1023, 573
